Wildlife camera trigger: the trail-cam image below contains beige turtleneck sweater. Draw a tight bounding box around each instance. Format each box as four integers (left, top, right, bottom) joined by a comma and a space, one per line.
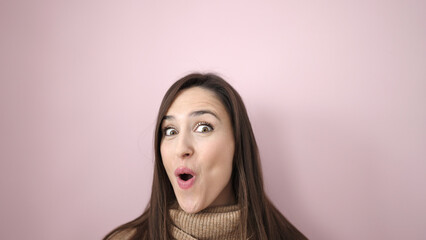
169, 204, 241, 240
108, 204, 242, 240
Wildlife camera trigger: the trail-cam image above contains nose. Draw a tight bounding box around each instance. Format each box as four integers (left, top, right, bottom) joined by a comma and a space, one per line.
176, 130, 194, 159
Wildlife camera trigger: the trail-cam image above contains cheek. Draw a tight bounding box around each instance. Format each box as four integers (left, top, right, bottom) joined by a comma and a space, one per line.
201, 136, 234, 179
160, 142, 174, 176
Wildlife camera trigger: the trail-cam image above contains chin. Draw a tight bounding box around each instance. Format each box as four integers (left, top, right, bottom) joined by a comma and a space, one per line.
178, 198, 206, 214
182, 206, 199, 214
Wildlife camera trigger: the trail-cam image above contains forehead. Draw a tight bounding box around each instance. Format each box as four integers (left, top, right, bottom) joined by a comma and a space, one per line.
166, 87, 226, 116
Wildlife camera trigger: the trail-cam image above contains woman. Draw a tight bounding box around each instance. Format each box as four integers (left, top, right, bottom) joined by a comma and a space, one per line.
104, 73, 307, 239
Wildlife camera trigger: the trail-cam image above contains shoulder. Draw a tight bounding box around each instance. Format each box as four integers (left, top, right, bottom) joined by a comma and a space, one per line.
105, 228, 137, 240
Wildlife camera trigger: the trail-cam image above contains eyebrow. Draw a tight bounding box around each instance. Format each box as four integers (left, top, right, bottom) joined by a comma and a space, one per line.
163, 110, 221, 122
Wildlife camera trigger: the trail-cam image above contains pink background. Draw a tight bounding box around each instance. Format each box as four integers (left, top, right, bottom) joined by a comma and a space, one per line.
1, 1, 425, 239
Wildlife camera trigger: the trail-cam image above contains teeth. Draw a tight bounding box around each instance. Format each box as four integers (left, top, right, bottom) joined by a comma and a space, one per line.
180, 174, 193, 181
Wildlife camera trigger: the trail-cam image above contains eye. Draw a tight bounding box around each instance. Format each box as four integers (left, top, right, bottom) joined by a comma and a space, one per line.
194, 122, 213, 133
164, 127, 178, 136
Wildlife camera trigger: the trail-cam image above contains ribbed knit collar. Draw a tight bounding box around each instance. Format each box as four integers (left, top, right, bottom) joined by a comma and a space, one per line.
169, 204, 241, 240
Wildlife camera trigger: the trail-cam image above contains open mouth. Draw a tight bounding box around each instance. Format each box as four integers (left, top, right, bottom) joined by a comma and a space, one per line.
179, 173, 194, 181
175, 167, 196, 189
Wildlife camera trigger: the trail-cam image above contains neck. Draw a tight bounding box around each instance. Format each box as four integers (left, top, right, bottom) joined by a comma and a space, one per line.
209, 180, 236, 207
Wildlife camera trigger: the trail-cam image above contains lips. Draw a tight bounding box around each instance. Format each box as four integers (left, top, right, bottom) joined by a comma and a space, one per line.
174, 167, 196, 190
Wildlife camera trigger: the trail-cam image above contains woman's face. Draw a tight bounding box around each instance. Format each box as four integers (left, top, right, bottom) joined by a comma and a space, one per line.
160, 87, 235, 213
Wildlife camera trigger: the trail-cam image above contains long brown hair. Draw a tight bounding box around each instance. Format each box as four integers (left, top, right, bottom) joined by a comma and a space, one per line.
104, 73, 307, 239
